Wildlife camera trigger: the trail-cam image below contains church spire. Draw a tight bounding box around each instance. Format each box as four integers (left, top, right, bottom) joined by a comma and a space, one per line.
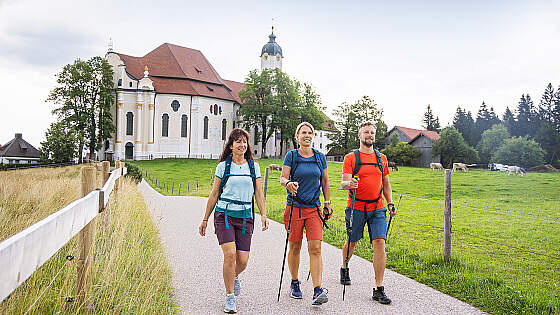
108, 37, 113, 52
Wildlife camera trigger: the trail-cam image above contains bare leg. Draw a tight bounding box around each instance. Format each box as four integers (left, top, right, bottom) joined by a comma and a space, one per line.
220, 242, 237, 294
288, 241, 302, 280
235, 250, 249, 276
307, 240, 322, 288
341, 241, 358, 268
372, 238, 386, 287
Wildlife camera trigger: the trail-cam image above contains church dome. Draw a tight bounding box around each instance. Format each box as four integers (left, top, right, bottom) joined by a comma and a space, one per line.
261, 33, 283, 57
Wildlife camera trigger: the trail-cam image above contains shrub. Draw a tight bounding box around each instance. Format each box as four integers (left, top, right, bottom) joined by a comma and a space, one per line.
125, 162, 142, 183
381, 142, 421, 166
491, 137, 546, 168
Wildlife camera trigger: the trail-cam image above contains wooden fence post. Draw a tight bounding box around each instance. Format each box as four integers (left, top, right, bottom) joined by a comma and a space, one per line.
264, 167, 269, 200
196, 179, 199, 192
101, 161, 110, 224
444, 169, 452, 261
77, 166, 96, 307
178, 183, 181, 195
115, 160, 121, 194
172, 181, 174, 194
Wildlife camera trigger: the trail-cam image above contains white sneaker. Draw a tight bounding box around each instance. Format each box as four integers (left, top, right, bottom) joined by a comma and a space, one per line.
224, 294, 237, 314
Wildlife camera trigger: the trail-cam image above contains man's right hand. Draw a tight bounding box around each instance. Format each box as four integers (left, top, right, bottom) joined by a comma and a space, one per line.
349, 177, 359, 189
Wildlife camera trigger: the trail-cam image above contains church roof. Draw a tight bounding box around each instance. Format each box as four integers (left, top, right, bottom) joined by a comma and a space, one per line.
115, 43, 244, 103
0, 133, 40, 159
261, 33, 283, 57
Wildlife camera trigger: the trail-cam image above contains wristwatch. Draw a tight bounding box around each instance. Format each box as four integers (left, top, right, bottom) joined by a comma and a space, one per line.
324, 200, 331, 204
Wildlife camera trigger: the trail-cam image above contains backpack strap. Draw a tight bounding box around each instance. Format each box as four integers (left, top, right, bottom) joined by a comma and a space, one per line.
349, 149, 385, 207
352, 149, 361, 176
218, 155, 233, 200
248, 158, 257, 223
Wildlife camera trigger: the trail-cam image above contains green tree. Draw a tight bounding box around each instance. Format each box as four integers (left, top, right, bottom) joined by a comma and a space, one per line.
39, 121, 78, 163
538, 83, 556, 121
381, 142, 421, 166
271, 70, 301, 155
477, 124, 510, 164
292, 80, 325, 148
47, 57, 114, 162
513, 94, 536, 138
502, 106, 516, 136
473, 101, 500, 145
422, 104, 441, 132
452, 106, 475, 146
432, 126, 478, 168
492, 137, 545, 168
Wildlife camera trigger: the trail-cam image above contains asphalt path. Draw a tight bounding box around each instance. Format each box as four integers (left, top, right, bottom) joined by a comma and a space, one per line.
139, 180, 484, 314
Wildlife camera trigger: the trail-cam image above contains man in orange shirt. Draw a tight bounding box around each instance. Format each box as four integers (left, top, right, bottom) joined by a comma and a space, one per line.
340, 121, 397, 305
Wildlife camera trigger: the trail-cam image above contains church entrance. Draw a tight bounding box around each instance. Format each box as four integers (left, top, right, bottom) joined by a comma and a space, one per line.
125, 142, 134, 160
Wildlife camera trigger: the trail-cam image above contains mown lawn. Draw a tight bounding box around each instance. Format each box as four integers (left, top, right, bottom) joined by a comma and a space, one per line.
133, 158, 560, 314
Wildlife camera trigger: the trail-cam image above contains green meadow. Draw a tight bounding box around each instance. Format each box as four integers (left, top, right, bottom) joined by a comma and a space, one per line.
133, 158, 560, 315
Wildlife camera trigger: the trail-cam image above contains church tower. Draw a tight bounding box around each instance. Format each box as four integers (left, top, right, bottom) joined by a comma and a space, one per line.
260, 26, 283, 70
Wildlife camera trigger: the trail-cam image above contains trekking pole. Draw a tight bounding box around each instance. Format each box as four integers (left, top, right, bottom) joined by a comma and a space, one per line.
278, 195, 295, 301
343, 175, 357, 301
387, 195, 402, 241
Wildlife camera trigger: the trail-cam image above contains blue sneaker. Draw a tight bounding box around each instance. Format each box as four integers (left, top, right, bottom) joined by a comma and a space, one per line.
224, 294, 237, 313
312, 287, 328, 305
290, 280, 303, 299
234, 276, 241, 296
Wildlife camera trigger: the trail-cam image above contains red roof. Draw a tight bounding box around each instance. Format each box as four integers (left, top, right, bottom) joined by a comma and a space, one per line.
223, 80, 245, 104
115, 43, 244, 102
390, 126, 440, 142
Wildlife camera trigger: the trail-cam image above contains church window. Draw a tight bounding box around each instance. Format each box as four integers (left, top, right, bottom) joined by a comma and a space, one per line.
219, 106, 222, 115
118, 79, 122, 86
207, 85, 214, 92
214, 104, 218, 116
171, 100, 180, 112
276, 55, 280, 61
203, 116, 209, 139
129, 82, 133, 88
162, 114, 169, 137
222, 119, 227, 140
210, 105, 213, 113
264, 54, 268, 60
320, 143, 323, 149
181, 115, 188, 137
126, 112, 134, 135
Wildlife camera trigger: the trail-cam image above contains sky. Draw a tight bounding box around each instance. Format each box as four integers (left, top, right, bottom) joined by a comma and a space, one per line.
1, 0, 560, 147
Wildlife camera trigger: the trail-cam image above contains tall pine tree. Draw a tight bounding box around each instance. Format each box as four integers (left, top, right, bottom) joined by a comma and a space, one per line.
422, 104, 441, 132
452, 106, 475, 146
473, 101, 497, 145
502, 106, 516, 136
514, 94, 536, 138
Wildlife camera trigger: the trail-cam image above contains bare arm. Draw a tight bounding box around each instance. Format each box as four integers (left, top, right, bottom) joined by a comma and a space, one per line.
280, 164, 298, 195
199, 176, 221, 236
254, 177, 269, 231
383, 175, 396, 216
321, 168, 331, 201
341, 173, 358, 190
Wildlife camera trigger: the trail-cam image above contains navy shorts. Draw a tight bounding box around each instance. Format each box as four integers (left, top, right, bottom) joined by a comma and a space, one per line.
214, 211, 253, 251
345, 207, 387, 243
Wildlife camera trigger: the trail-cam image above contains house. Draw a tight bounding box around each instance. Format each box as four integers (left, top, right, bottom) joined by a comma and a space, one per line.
0, 133, 40, 164
385, 126, 440, 167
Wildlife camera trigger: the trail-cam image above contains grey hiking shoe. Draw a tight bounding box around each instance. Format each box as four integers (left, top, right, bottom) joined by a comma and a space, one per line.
224, 294, 237, 313
234, 276, 241, 296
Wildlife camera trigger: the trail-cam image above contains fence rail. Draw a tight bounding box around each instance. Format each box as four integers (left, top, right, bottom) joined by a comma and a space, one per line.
0, 165, 127, 302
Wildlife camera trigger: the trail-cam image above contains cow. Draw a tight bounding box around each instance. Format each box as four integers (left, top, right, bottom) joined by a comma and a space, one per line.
430, 162, 444, 171
268, 164, 282, 171
452, 163, 468, 172
388, 161, 398, 172
507, 165, 525, 176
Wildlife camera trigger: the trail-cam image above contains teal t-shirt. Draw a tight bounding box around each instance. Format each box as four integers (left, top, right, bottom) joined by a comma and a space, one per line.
215, 160, 261, 219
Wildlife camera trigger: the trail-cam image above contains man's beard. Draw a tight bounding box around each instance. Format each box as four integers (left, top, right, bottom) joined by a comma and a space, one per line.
361, 139, 374, 148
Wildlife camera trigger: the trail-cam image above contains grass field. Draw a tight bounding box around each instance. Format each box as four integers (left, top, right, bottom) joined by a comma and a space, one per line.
133, 158, 560, 315
0, 166, 177, 314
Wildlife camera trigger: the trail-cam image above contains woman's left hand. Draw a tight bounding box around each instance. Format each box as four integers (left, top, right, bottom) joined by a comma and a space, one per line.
261, 215, 269, 231
323, 204, 333, 221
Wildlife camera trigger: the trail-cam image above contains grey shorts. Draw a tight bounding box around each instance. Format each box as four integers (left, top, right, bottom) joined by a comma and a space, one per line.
345, 207, 387, 242
214, 211, 253, 251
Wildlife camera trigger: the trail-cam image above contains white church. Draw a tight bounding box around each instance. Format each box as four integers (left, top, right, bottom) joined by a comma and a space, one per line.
103, 29, 334, 161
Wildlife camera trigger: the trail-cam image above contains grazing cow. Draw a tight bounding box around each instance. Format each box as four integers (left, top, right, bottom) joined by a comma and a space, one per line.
507, 165, 525, 176
388, 161, 398, 172
452, 163, 468, 172
430, 162, 444, 171
268, 164, 282, 171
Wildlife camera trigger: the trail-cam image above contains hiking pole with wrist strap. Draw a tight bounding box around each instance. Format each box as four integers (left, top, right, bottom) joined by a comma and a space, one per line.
386, 195, 401, 241
343, 176, 357, 301
278, 194, 295, 301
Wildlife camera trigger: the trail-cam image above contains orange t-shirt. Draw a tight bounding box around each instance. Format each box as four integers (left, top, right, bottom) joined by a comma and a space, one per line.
343, 150, 390, 211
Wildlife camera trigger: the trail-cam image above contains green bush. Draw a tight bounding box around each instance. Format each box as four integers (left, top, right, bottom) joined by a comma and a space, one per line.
381, 142, 421, 166
492, 137, 546, 168
125, 162, 142, 183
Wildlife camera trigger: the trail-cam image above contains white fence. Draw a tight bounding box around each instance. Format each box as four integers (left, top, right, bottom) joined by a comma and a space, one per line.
0, 166, 127, 302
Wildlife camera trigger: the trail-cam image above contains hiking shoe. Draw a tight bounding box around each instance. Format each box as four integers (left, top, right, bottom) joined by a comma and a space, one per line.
340, 268, 351, 285
224, 294, 237, 313
312, 287, 328, 305
234, 276, 241, 296
372, 286, 392, 305
290, 280, 303, 299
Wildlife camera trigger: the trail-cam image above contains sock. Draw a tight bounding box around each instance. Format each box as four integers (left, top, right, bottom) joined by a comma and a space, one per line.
291, 279, 299, 284
314, 286, 322, 295
227, 293, 234, 298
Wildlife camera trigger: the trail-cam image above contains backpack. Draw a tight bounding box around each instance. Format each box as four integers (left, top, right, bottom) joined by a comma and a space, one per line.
217, 155, 257, 233
349, 149, 385, 209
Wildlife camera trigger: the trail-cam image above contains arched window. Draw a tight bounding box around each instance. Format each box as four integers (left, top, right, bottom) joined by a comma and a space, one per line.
181, 115, 188, 137
126, 112, 133, 135
171, 100, 180, 112
210, 105, 213, 113
203, 116, 209, 139
222, 119, 227, 140
219, 106, 222, 115
214, 104, 218, 116
118, 79, 122, 86
162, 114, 169, 137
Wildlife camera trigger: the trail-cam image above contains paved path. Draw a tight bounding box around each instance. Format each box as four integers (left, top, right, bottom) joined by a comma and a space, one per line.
139, 180, 484, 314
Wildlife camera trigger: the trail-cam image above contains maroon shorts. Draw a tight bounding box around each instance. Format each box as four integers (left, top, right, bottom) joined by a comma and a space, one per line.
214, 211, 253, 251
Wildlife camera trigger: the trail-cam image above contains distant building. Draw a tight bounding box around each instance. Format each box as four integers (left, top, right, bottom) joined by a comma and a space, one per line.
0, 133, 40, 164
385, 126, 440, 167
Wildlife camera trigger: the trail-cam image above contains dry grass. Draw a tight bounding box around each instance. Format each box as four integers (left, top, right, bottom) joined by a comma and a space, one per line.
0, 166, 177, 314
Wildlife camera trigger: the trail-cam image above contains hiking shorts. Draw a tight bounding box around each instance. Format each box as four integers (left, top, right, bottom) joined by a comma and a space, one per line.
345, 207, 387, 243
283, 205, 323, 242
214, 211, 253, 251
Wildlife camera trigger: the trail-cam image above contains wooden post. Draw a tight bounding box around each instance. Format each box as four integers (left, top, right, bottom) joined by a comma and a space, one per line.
178, 183, 181, 195
188, 181, 190, 192
172, 181, 174, 194
196, 179, 199, 192
264, 167, 269, 200
444, 169, 452, 261
166, 181, 169, 192
114, 160, 121, 194
77, 166, 96, 307
101, 161, 110, 224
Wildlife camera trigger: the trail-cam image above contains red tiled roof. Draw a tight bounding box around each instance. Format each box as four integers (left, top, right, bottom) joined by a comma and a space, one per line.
421, 130, 440, 141
115, 43, 241, 102
393, 126, 422, 140
223, 80, 245, 104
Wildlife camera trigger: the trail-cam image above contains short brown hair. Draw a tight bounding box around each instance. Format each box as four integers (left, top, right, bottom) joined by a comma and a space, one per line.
359, 121, 376, 131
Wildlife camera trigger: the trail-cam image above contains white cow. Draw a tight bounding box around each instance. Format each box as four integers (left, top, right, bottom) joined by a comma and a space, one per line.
430, 162, 444, 171
507, 165, 525, 176
452, 163, 468, 172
